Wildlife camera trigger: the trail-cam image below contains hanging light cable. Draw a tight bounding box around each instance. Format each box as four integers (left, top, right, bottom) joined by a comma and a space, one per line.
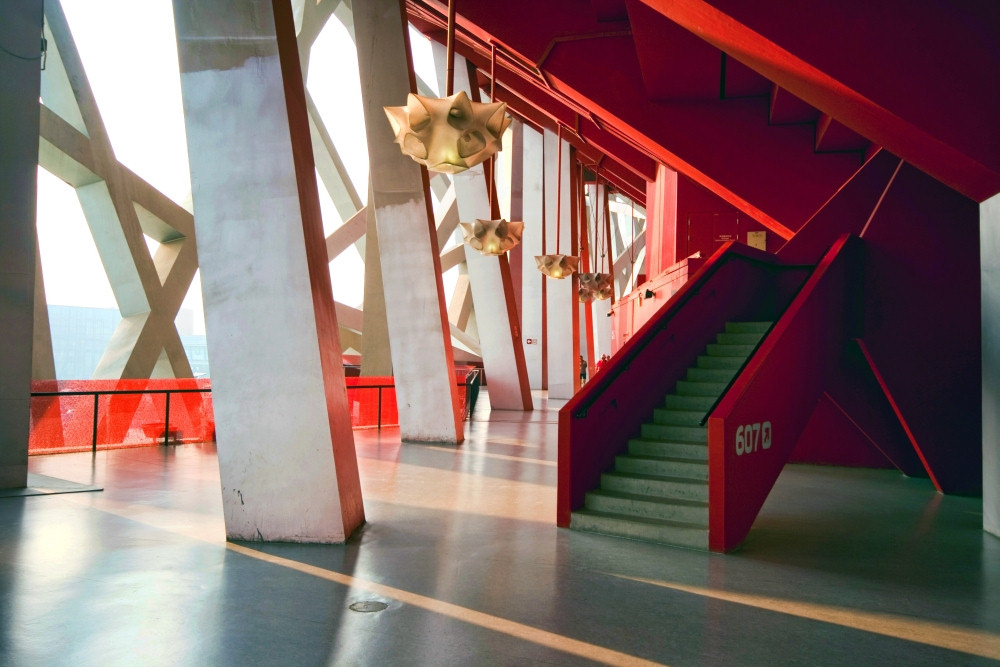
628, 196, 639, 291
578, 171, 595, 302
602, 182, 610, 274
488, 40, 497, 213
384, 0, 510, 174
445, 0, 456, 97
578, 175, 612, 301
457, 39, 524, 257
603, 184, 616, 304
536, 125, 579, 279
556, 126, 562, 252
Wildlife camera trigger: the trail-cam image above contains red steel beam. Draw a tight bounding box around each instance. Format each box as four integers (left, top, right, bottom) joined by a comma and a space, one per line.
640, 0, 1000, 202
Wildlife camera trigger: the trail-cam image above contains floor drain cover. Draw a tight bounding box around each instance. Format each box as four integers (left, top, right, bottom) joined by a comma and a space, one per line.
349, 600, 388, 613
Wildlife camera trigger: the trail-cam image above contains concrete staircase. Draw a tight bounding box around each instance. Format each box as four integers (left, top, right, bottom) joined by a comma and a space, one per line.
570, 321, 772, 549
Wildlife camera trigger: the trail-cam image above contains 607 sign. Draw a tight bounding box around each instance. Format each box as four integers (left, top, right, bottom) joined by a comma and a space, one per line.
735, 422, 772, 455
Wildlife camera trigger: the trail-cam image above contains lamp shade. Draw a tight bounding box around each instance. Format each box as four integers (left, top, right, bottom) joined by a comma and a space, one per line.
460, 219, 524, 256
578, 272, 613, 301
384, 91, 511, 174
535, 254, 579, 279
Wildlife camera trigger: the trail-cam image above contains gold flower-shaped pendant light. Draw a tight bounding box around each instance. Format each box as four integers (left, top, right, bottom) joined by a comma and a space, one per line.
535, 254, 580, 280
460, 219, 524, 256
577, 272, 613, 301
384, 91, 511, 174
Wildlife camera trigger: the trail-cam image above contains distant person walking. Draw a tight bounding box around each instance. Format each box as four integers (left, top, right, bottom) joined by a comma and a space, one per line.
596, 354, 610, 372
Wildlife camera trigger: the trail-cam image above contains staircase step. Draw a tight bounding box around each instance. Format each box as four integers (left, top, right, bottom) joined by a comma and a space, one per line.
725, 321, 772, 334
583, 489, 709, 524
696, 355, 744, 370
706, 343, 757, 357
675, 380, 728, 397
664, 394, 715, 411
615, 454, 708, 481
641, 422, 708, 443
601, 471, 709, 501
628, 437, 708, 461
568, 320, 776, 551
652, 408, 703, 426
686, 367, 736, 383
571, 509, 709, 550
716, 332, 765, 346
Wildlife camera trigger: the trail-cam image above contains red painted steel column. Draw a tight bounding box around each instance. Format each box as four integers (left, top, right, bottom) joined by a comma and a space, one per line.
644, 164, 679, 278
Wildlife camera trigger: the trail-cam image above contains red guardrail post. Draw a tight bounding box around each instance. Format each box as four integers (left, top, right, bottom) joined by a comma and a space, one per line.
164, 391, 172, 446
92, 393, 99, 454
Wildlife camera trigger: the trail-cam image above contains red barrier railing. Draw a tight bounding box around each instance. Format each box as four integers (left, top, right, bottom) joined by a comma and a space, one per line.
557, 242, 810, 526
29, 379, 215, 454
344, 369, 479, 429
707, 235, 862, 551
29, 370, 480, 454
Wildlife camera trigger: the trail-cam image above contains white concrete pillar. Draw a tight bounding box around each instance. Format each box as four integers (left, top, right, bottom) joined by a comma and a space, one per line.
353, 0, 463, 442
591, 184, 613, 360
521, 127, 545, 389
33, 230, 56, 380
444, 53, 531, 411
982, 192, 1000, 538
498, 120, 525, 350
0, 0, 42, 489
361, 183, 393, 376
592, 298, 613, 359
173, 0, 363, 541
544, 130, 579, 399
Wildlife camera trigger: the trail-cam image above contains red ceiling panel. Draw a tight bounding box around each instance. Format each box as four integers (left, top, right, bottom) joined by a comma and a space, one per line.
625, 0, 720, 100
640, 0, 1000, 201
769, 86, 818, 125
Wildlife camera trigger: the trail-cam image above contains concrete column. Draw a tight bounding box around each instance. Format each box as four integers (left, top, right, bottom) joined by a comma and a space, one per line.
588, 184, 613, 362
0, 0, 42, 489
544, 130, 579, 399
982, 193, 1000, 538
32, 234, 56, 380
521, 127, 545, 389
361, 182, 393, 376
446, 54, 531, 411
645, 164, 679, 277
498, 120, 524, 326
592, 298, 613, 358
173, 0, 363, 541
353, 0, 462, 443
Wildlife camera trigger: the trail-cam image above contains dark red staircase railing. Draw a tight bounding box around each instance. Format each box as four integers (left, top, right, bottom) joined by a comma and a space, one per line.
707, 235, 863, 551
557, 241, 810, 528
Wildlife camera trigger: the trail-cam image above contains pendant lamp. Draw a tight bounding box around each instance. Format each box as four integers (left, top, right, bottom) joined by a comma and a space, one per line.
536, 126, 578, 279
535, 253, 579, 279
460, 218, 524, 256
536, 251, 580, 280
578, 272, 613, 301
384, 92, 510, 174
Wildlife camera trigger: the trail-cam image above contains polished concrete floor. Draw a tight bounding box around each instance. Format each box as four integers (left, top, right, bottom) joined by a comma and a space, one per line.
3, 391, 999, 666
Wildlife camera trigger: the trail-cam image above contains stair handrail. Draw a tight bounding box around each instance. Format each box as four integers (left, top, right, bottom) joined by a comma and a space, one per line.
696, 328, 778, 427
569, 243, 785, 420
696, 246, 835, 426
